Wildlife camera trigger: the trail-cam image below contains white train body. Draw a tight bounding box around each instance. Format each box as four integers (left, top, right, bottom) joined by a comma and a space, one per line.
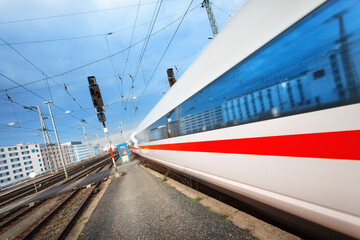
132, 0, 360, 238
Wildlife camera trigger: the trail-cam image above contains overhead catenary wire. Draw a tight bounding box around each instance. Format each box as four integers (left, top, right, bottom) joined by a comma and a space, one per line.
122, 0, 142, 77
0, 10, 189, 47
105, 35, 123, 99
45, 74, 53, 101
121, 0, 142, 121
0, 96, 37, 112
121, 0, 163, 122
133, 0, 195, 118
0, 0, 170, 25
129, 1, 241, 125
1, 73, 48, 101
0, 36, 101, 130
0, 14, 186, 93
133, 0, 163, 84
5, 91, 20, 125
5, 64, 185, 96
0, 73, 99, 130
122, 2, 199, 125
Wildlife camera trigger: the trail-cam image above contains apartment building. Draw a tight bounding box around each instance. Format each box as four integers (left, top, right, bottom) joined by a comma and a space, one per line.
40, 144, 72, 172
0, 143, 45, 188
63, 141, 95, 163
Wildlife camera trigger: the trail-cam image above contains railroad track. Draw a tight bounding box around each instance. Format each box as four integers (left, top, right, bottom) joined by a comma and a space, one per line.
0, 158, 113, 230
21, 160, 114, 240
0, 153, 112, 209
0, 155, 116, 240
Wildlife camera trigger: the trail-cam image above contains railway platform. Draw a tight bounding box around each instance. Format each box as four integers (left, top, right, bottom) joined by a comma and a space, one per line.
78, 160, 256, 240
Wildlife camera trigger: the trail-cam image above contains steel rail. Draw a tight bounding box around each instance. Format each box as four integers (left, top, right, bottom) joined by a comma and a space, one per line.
21, 159, 115, 240
0, 154, 111, 208
56, 162, 114, 240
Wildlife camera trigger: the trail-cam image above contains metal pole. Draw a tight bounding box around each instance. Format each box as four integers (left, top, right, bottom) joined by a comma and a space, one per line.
70, 144, 77, 163
81, 126, 92, 158
202, 0, 219, 37
34, 106, 57, 173
46, 102, 68, 179
103, 123, 117, 170
33, 178, 38, 193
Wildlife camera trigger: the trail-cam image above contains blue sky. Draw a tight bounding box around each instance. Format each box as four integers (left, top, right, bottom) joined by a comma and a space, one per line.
0, 0, 245, 147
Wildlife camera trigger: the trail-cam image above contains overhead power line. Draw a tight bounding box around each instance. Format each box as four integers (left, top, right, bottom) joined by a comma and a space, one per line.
0, 0, 168, 25
123, 0, 164, 119
0, 96, 37, 112
0, 10, 186, 46
105, 35, 123, 99
0, 73, 99, 130
0, 73, 48, 101
0, 36, 101, 130
122, 0, 142, 77
134, 0, 195, 112
0, 12, 190, 93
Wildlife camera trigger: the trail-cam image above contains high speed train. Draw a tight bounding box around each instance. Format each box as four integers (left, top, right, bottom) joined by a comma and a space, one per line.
131, 0, 360, 238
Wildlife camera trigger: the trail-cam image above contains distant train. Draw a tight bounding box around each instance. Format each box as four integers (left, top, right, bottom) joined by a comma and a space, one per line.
132, 0, 360, 238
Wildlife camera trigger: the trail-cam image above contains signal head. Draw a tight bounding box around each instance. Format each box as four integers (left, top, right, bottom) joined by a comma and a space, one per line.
88, 76, 97, 85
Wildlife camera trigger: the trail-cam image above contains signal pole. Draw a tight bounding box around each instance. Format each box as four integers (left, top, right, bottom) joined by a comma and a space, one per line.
44, 101, 68, 179
88, 76, 117, 170
202, 0, 219, 37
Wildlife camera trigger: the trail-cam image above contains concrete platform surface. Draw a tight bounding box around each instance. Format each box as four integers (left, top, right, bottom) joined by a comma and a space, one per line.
79, 161, 256, 240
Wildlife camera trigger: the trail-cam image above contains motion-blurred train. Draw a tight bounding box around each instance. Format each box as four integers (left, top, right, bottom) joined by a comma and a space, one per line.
131, 0, 360, 238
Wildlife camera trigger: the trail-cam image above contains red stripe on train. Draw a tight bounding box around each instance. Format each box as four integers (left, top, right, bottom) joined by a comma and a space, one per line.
139, 130, 360, 160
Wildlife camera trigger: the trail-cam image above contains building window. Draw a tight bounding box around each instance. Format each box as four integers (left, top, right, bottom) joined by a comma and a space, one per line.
0, 172, 9, 177
10, 158, 20, 163
0, 149, 3, 152
13, 169, 22, 174
0, 177, 11, 183
0, 160, 7, 164
0, 154, 6, 158
14, 174, 23, 179
313, 69, 325, 79
11, 163, 21, 168
0, 166, 9, 170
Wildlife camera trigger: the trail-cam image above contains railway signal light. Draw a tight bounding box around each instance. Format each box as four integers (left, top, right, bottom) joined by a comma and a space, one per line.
97, 112, 106, 122
88, 76, 116, 170
167, 68, 176, 87
88, 76, 105, 114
